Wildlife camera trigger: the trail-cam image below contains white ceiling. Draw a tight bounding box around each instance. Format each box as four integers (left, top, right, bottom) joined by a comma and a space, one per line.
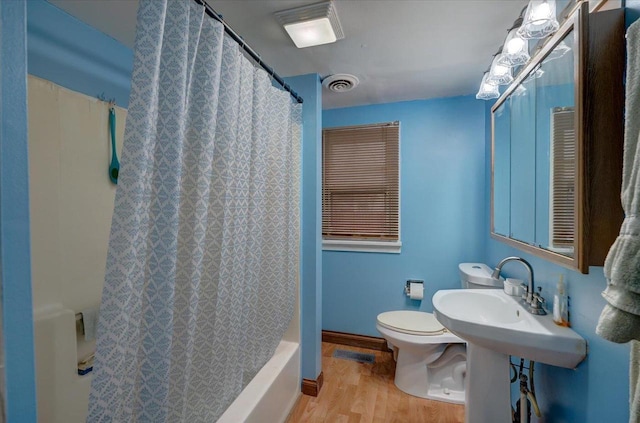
48, 0, 528, 109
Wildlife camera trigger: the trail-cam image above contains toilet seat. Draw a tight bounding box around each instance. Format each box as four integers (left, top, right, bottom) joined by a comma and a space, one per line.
377, 311, 446, 336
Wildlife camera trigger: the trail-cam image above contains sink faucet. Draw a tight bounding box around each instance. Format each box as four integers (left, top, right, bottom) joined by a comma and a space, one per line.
491, 257, 546, 315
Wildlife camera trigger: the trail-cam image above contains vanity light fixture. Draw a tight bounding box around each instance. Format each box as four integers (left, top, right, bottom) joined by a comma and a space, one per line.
476, 72, 500, 100
518, 0, 560, 39
497, 18, 530, 67
274, 1, 345, 49
487, 53, 514, 86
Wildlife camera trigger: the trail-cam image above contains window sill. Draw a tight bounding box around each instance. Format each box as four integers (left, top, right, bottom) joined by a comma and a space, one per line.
322, 239, 402, 254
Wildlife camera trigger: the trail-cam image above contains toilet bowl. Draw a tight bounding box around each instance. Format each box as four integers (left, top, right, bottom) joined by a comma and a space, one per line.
376, 310, 466, 404
376, 263, 502, 404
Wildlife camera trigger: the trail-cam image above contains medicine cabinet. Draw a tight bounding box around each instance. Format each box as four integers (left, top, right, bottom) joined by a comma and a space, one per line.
491, 3, 624, 273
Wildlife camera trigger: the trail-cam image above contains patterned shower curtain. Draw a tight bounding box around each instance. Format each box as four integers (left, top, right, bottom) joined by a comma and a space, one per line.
87, 0, 301, 421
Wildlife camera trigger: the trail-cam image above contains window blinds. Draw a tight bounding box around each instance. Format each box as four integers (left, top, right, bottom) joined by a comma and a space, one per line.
550, 108, 575, 249
322, 122, 399, 241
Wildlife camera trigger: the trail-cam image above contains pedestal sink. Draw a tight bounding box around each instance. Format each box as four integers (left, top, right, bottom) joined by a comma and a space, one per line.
432, 289, 587, 423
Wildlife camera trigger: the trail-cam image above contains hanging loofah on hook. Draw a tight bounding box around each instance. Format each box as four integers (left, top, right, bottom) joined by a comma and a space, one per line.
108, 104, 119, 185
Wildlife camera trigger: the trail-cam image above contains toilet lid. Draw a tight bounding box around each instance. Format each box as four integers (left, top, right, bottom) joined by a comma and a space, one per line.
376, 311, 446, 335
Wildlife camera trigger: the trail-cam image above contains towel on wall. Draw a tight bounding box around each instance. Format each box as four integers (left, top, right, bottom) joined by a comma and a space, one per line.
596, 18, 640, 344
596, 19, 640, 423
81, 307, 99, 342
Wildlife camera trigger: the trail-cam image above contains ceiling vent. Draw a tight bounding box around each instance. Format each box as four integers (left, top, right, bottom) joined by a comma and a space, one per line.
322, 74, 359, 93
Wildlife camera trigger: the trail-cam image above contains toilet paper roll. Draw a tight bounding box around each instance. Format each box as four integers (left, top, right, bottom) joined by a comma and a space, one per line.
408, 282, 424, 300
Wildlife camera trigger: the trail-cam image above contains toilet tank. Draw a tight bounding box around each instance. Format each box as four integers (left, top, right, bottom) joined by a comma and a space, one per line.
459, 263, 503, 289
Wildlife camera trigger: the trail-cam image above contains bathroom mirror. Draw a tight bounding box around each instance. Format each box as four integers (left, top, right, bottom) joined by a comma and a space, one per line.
492, 14, 578, 258
491, 3, 625, 273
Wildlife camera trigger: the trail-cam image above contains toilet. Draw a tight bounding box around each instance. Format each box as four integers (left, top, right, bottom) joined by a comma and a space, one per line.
376, 263, 503, 404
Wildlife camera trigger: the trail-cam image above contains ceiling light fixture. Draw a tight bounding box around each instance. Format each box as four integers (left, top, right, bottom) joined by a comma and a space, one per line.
275, 1, 345, 49
518, 0, 559, 39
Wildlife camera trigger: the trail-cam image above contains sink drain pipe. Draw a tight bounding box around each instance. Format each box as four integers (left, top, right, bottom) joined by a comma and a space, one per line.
511, 359, 541, 423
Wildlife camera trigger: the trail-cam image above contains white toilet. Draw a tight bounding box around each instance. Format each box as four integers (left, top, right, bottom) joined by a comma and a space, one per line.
376, 263, 503, 404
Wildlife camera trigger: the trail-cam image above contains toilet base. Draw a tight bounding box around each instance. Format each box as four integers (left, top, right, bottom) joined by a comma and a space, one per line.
394, 346, 466, 404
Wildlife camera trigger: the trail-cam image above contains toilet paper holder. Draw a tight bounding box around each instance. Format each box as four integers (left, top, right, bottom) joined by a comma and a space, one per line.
404, 279, 424, 295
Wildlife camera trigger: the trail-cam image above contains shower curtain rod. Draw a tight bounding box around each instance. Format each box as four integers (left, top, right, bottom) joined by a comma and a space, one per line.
194, 0, 304, 104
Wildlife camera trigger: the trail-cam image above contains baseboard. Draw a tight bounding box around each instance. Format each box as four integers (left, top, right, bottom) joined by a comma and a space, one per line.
322, 330, 392, 352
301, 371, 323, 397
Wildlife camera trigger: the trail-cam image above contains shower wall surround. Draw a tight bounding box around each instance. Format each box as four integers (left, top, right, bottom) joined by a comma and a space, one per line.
28, 76, 127, 313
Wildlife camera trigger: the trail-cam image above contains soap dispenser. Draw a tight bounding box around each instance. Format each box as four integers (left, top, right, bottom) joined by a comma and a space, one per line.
553, 275, 570, 327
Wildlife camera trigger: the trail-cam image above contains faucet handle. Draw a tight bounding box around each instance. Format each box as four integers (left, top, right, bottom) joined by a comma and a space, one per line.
529, 293, 547, 315
521, 285, 529, 300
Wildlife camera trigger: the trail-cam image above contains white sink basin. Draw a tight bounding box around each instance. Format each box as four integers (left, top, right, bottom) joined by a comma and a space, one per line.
433, 289, 586, 369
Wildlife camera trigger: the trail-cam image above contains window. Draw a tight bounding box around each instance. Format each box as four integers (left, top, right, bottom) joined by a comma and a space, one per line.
549, 107, 575, 253
322, 122, 400, 253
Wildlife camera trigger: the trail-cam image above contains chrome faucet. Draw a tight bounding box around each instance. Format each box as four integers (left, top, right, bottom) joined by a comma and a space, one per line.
491, 256, 546, 315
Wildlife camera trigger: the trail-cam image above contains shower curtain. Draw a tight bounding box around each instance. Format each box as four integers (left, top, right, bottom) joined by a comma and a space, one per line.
87, 0, 301, 421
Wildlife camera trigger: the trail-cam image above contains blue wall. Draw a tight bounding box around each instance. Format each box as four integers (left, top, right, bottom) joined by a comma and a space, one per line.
322, 96, 486, 337
27, 0, 133, 107
21, 0, 637, 420
483, 97, 629, 421
321, 88, 631, 421
285, 74, 323, 382
0, 1, 38, 421
482, 5, 638, 422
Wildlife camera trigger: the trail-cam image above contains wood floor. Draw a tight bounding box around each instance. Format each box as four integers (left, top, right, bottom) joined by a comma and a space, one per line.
287, 342, 465, 423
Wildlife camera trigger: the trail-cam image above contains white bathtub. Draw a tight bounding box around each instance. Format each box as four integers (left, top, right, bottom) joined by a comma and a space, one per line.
33, 305, 93, 423
218, 340, 300, 423
33, 305, 301, 423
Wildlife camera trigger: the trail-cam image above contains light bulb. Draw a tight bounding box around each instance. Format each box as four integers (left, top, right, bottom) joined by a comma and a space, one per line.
487, 54, 513, 85
518, 0, 559, 39
499, 27, 530, 67
531, 2, 551, 22
506, 37, 525, 55
494, 64, 508, 76
476, 72, 500, 101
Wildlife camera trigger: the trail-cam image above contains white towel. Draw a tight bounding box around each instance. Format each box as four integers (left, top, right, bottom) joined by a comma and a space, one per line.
596, 19, 640, 423
596, 18, 640, 344
81, 308, 99, 342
